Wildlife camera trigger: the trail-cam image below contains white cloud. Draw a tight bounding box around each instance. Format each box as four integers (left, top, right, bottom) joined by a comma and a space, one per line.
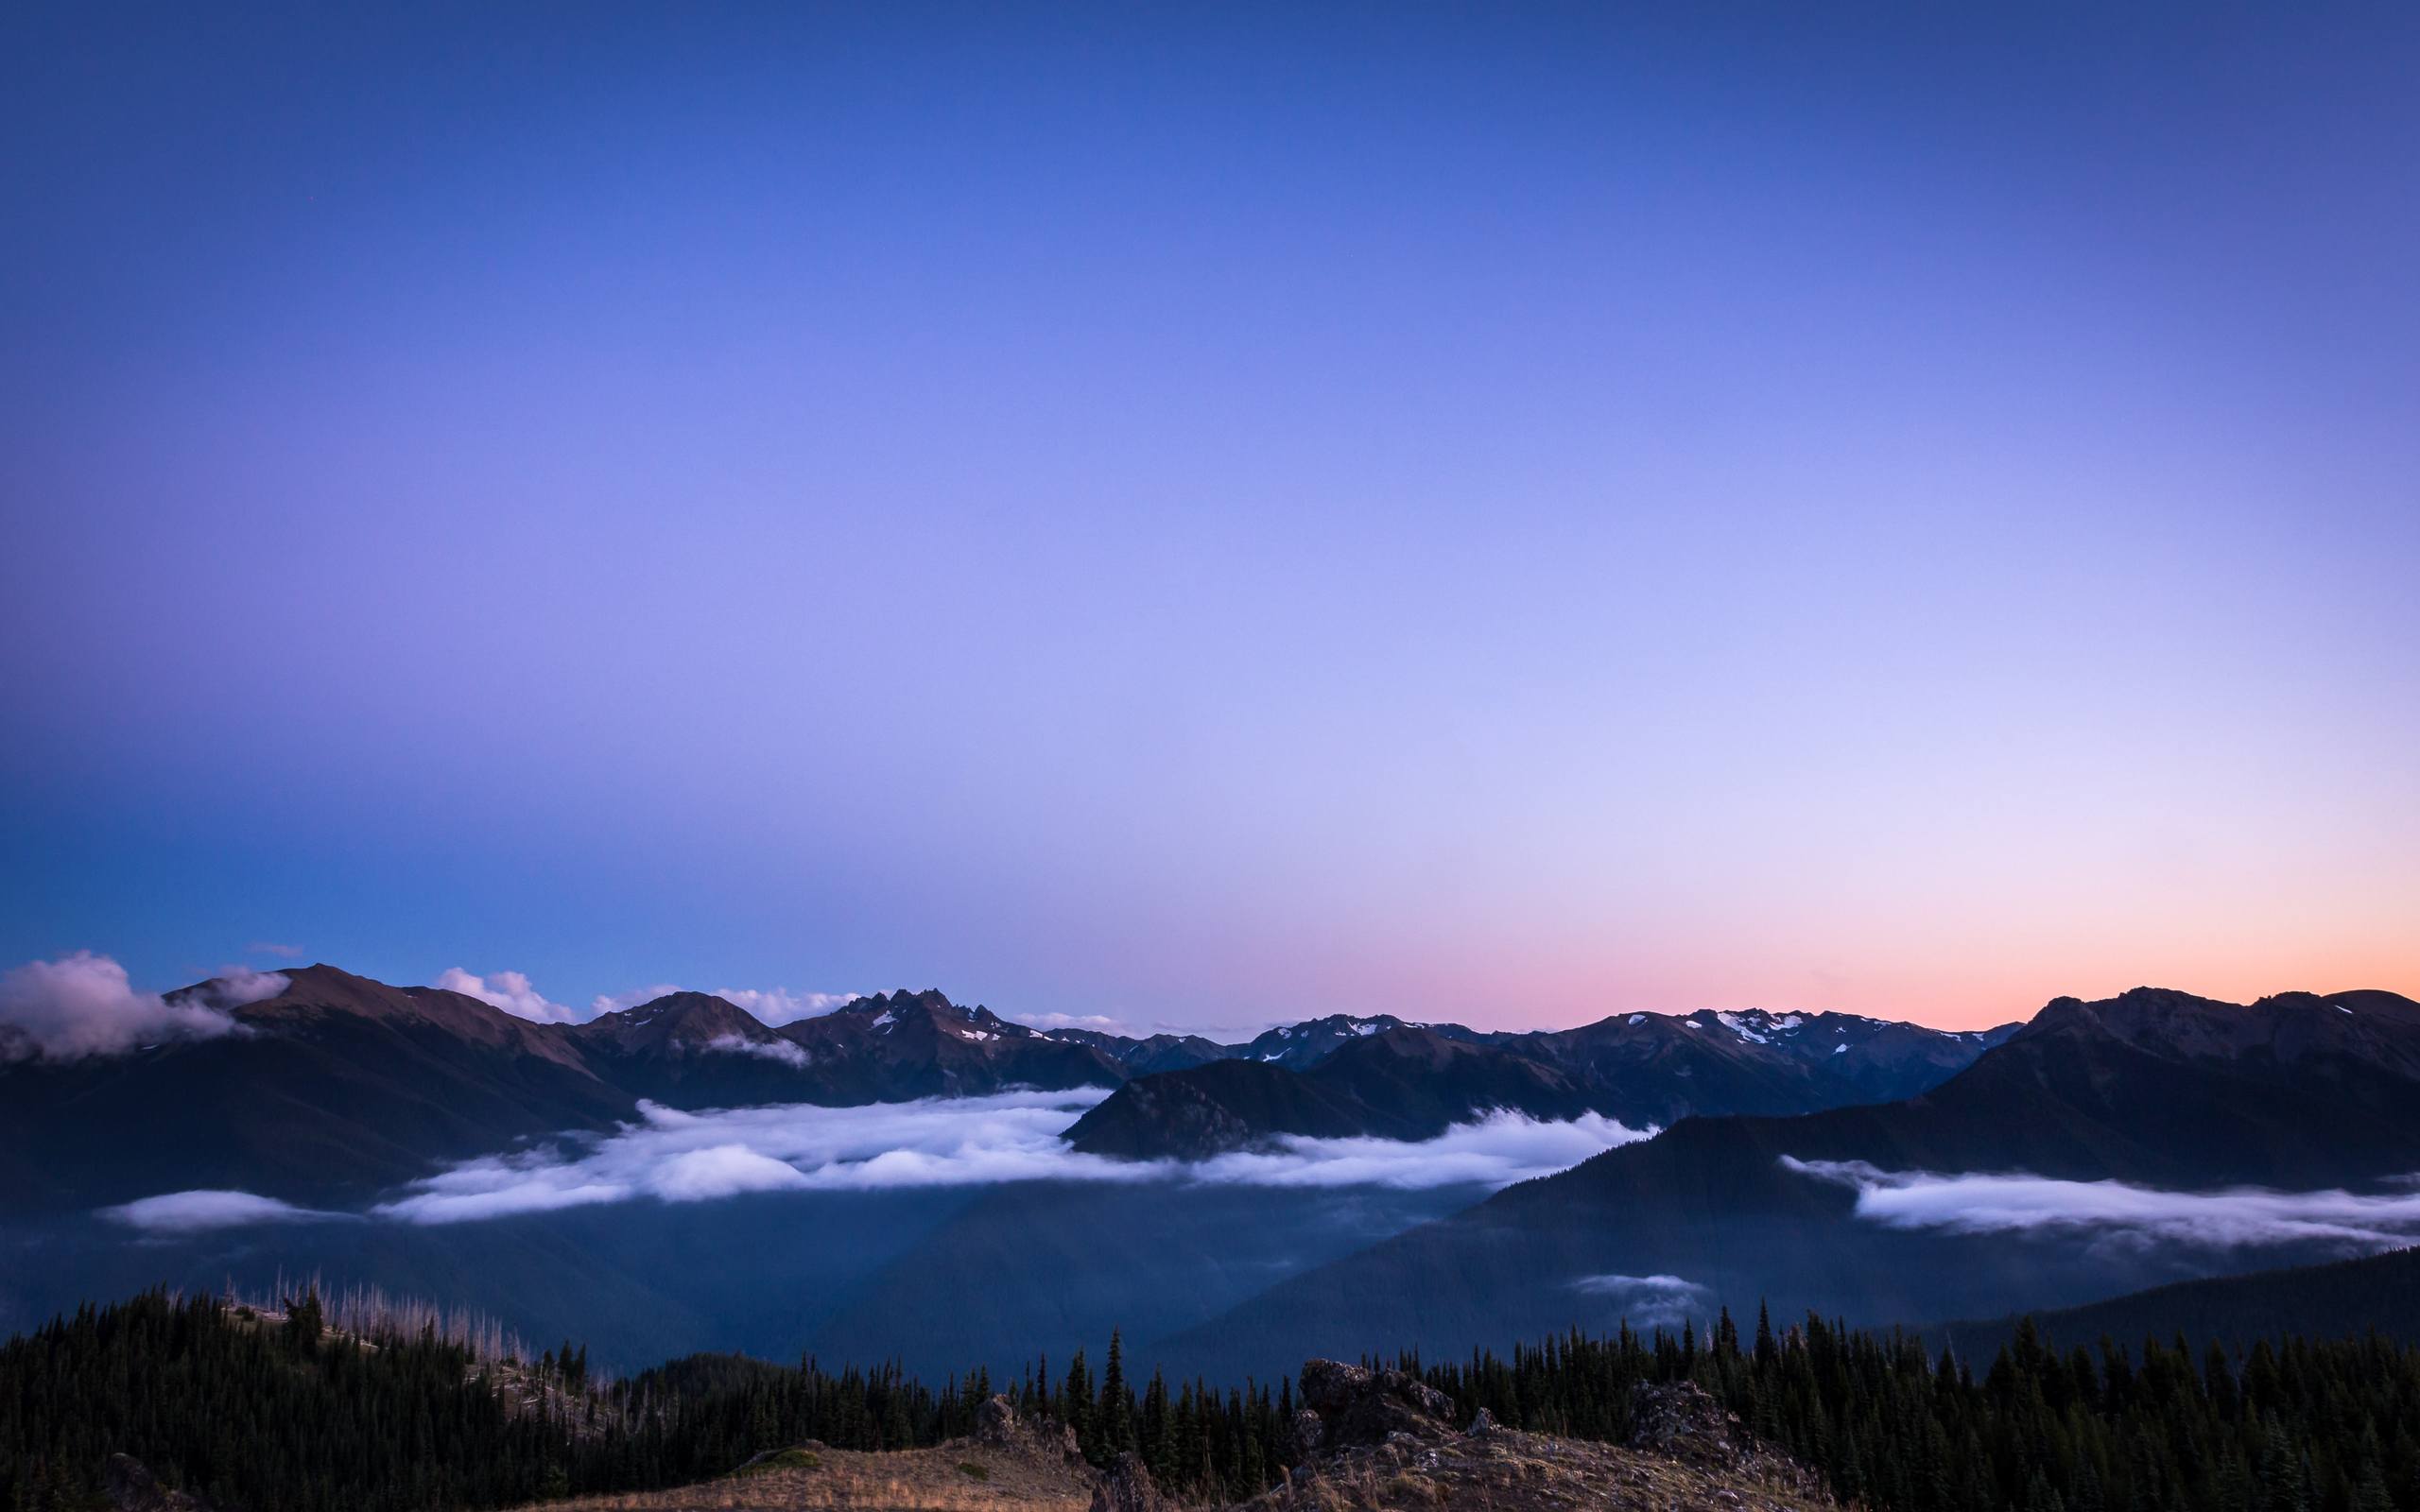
588, 984, 684, 1017
704, 1033, 810, 1068
103, 1189, 343, 1233
1782, 1158, 2420, 1253
0, 953, 276, 1062
361, 1093, 1645, 1225
211, 968, 291, 1006
1189, 1111, 1651, 1190
438, 968, 579, 1024
1570, 1273, 1708, 1329
372, 1091, 1140, 1221
713, 988, 857, 1025
443, 978, 855, 1027
1028, 1012, 1133, 1034
246, 942, 306, 959
648, 1143, 815, 1200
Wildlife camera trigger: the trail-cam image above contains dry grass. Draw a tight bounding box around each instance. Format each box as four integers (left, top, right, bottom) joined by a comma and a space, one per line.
518, 1439, 1095, 1512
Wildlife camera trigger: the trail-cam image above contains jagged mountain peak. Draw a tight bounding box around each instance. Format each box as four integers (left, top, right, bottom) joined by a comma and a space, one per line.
832, 988, 994, 1023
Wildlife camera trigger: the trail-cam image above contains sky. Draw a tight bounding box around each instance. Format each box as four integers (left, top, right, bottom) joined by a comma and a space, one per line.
3, 3, 2415, 1035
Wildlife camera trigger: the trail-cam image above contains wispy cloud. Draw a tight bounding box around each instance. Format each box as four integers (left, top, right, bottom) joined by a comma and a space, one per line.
437, 968, 579, 1024
104, 1189, 347, 1234
588, 984, 683, 1017
356, 1093, 1646, 1225
704, 1033, 810, 1067
582, 985, 856, 1024
1192, 1112, 1651, 1190
1570, 1273, 1708, 1329
246, 942, 306, 960
372, 1091, 1140, 1222
0, 953, 279, 1062
1782, 1158, 2420, 1253
713, 988, 857, 1024
1028, 1012, 1134, 1034
95, 1096, 1649, 1229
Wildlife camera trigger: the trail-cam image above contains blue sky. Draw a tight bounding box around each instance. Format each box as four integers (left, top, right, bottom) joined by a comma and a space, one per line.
3, 3, 2414, 1031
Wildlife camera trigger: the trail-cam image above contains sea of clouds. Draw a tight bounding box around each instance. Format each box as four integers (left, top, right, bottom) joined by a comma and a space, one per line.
1782, 1157, 2420, 1253
101, 1091, 1652, 1231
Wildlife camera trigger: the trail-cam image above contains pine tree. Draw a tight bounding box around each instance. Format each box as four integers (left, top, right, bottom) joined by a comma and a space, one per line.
1099, 1332, 1135, 1456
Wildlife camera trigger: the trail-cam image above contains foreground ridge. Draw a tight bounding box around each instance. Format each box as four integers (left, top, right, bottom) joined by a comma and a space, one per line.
519, 1366, 1834, 1512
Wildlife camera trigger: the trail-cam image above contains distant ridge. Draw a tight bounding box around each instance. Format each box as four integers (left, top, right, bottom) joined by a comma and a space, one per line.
1067, 1006, 2018, 1159
24, 962, 2328, 1229
1942, 1245, 2420, 1355
1147, 985, 2420, 1378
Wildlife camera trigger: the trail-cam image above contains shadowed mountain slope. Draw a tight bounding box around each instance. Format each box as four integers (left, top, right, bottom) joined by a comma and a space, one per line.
0, 965, 633, 1211
1069, 1008, 2018, 1160
1150, 987, 2420, 1380
1940, 1245, 2420, 1356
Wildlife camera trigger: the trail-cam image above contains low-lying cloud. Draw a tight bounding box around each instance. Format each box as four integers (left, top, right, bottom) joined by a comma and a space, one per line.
704, 1033, 811, 1067
1570, 1273, 1708, 1329
95, 1092, 1641, 1227
1193, 1112, 1649, 1189
372, 1091, 1149, 1221
1783, 1158, 2420, 1253
0, 954, 284, 1062
105, 1189, 346, 1234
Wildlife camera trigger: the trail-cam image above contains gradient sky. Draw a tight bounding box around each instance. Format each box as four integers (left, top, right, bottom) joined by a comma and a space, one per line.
4, 3, 2415, 1034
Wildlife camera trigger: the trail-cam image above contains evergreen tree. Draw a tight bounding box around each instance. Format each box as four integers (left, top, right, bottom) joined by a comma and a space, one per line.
1098, 1331, 1135, 1456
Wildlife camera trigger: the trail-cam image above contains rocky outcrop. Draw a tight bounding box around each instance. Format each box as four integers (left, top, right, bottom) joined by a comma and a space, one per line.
1625, 1381, 1827, 1494
1090, 1452, 1175, 1512
1242, 1363, 1836, 1512
974, 1394, 1083, 1463
1624, 1380, 1748, 1461
1293, 1359, 1457, 1451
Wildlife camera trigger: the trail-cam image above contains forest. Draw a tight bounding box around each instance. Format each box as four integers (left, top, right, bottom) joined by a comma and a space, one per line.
0, 1290, 1288, 1511
1421, 1306, 2419, 1512
5, 1288, 2416, 1511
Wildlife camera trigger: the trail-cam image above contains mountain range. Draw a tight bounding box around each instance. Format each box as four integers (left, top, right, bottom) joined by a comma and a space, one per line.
1152, 985, 2420, 1376
0, 963, 2015, 1211
1066, 1007, 2019, 1158
8, 966, 2419, 1384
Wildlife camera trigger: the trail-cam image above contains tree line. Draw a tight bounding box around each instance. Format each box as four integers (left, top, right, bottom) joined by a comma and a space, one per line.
0, 1290, 1285, 1511
8, 1288, 2418, 1511
1412, 1305, 2419, 1512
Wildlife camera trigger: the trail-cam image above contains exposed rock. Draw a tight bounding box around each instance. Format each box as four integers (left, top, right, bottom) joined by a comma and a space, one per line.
1295, 1359, 1455, 1449
975, 1394, 1019, 1444
1624, 1379, 1740, 1460
104, 1456, 215, 1512
974, 1393, 1082, 1462
1242, 1365, 1836, 1512
1290, 1407, 1325, 1454
1625, 1381, 1828, 1495
1090, 1452, 1174, 1512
